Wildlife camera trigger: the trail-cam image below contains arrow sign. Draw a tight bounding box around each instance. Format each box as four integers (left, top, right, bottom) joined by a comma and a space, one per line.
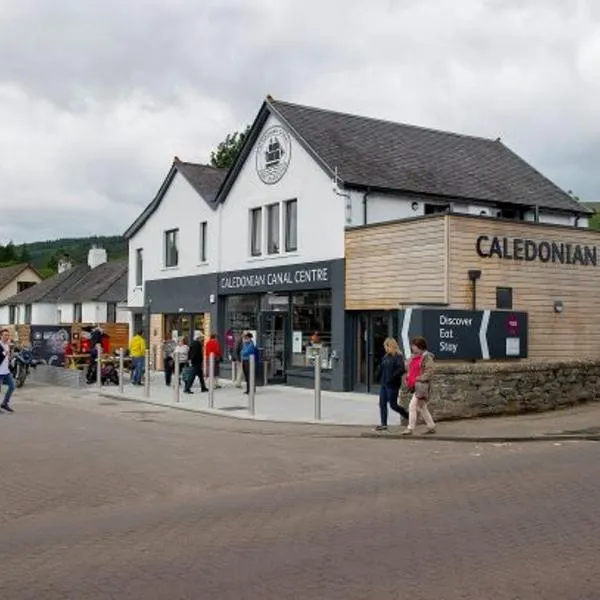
398, 308, 527, 360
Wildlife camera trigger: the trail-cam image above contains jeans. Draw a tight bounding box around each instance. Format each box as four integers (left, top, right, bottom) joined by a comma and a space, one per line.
184, 364, 207, 392
378, 385, 409, 426
131, 356, 145, 385
0, 373, 15, 406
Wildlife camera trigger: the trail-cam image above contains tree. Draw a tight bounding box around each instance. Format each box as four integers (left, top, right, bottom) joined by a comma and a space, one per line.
589, 212, 600, 231
210, 125, 251, 169
18, 244, 31, 263
0, 242, 18, 263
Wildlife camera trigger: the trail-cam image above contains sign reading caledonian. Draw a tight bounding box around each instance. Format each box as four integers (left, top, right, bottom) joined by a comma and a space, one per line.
218, 260, 333, 294
476, 235, 598, 266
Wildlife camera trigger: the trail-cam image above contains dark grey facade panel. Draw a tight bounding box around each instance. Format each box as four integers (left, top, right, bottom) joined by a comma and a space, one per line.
145, 273, 219, 314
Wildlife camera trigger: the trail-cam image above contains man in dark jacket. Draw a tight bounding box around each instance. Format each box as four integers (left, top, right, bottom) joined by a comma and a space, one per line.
185, 335, 208, 393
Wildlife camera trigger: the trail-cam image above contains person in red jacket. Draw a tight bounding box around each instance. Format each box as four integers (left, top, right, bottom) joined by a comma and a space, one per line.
204, 333, 222, 388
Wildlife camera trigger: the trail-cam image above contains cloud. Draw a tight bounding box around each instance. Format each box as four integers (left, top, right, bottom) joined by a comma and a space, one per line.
0, 0, 598, 243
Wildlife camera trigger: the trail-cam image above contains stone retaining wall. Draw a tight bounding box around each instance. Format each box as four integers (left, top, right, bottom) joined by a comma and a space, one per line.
29, 365, 86, 389
427, 361, 600, 420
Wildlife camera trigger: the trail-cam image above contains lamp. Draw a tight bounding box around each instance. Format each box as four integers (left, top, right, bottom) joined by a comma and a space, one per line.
468, 270, 482, 311
554, 300, 564, 314
411, 202, 419, 211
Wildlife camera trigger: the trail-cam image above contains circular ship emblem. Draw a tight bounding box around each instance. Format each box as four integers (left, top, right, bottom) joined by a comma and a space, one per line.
256, 126, 292, 184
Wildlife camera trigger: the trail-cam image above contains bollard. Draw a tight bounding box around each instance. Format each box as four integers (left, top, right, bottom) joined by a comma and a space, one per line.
231, 359, 236, 384
118, 347, 124, 394
144, 349, 150, 397
208, 353, 215, 409
314, 354, 322, 421
248, 353, 256, 416
96, 344, 102, 389
173, 356, 180, 402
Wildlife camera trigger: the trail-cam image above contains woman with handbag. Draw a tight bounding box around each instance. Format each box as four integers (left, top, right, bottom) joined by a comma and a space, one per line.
401, 336, 436, 435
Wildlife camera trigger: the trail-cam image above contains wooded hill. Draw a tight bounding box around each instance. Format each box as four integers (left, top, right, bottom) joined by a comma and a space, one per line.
0, 236, 127, 277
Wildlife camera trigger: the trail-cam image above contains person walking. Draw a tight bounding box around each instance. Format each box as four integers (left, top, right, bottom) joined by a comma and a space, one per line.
0, 329, 15, 413
162, 337, 176, 386
204, 333, 222, 388
184, 334, 208, 394
401, 336, 436, 435
129, 330, 146, 386
373, 337, 409, 432
241, 332, 257, 395
233, 332, 245, 388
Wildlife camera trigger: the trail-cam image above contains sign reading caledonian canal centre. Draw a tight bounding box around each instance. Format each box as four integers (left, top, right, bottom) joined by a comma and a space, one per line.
219, 261, 332, 294
399, 308, 528, 360
476, 235, 598, 266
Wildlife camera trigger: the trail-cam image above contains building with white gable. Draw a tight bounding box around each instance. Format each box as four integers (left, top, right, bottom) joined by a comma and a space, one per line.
125, 96, 594, 392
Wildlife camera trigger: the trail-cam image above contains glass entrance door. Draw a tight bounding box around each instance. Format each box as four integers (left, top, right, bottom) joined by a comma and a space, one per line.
355, 312, 392, 393
259, 312, 288, 384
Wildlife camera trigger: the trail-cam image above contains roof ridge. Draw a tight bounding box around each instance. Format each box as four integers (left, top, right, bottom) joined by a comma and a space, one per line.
175, 159, 226, 172
269, 98, 499, 145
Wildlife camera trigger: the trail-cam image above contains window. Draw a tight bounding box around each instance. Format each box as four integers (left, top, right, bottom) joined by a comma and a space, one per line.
107, 302, 117, 323
164, 229, 179, 268
73, 303, 82, 323
291, 291, 332, 370
425, 203, 450, 215
199, 221, 208, 263
496, 287, 513, 310
250, 208, 262, 256
9, 305, 16, 325
284, 199, 298, 252
267, 203, 280, 254
224, 295, 260, 338
135, 248, 143, 286
24, 304, 32, 325
17, 281, 36, 293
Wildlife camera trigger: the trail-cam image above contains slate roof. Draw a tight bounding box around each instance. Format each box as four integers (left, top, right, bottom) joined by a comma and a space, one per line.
124, 158, 227, 239
0, 263, 40, 291
216, 97, 591, 215
1, 261, 128, 305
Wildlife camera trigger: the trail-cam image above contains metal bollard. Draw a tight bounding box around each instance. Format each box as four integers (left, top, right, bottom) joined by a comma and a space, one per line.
96, 344, 102, 389
144, 349, 150, 397
314, 355, 322, 421
248, 353, 256, 416
173, 357, 180, 402
118, 347, 124, 394
231, 359, 236, 384
208, 353, 215, 408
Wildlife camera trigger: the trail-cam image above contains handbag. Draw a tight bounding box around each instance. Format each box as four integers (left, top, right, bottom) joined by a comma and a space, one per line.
414, 380, 430, 400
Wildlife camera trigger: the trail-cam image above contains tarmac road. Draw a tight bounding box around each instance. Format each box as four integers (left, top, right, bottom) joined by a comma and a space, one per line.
1, 390, 599, 599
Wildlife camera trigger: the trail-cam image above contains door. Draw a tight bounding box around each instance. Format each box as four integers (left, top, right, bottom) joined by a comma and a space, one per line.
354, 312, 391, 393
259, 312, 288, 384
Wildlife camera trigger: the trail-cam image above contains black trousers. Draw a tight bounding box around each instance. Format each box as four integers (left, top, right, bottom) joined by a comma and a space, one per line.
185, 363, 207, 392
164, 357, 174, 386
242, 360, 254, 393
379, 385, 409, 426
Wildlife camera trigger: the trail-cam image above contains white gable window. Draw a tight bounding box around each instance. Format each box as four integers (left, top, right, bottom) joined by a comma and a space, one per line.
284, 199, 298, 252
199, 221, 208, 263
135, 248, 143, 286
164, 229, 179, 268
250, 207, 262, 257
266, 203, 280, 254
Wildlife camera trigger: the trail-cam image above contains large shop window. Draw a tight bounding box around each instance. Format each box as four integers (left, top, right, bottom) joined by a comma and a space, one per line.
163, 313, 205, 343
284, 199, 298, 252
164, 229, 179, 268
135, 248, 143, 286
250, 208, 262, 257
224, 295, 260, 338
267, 203, 280, 254
291, 291, 332, 369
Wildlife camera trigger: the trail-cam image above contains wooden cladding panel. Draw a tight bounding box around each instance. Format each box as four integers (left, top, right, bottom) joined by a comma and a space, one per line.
448, 217, 600, 360
345, 218, 447, 310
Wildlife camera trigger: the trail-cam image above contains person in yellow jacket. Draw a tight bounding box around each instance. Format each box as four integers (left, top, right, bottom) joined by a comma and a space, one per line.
129, 330, 146, 386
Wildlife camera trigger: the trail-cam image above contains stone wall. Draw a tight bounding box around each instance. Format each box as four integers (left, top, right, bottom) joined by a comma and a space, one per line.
427, 361, 600, 420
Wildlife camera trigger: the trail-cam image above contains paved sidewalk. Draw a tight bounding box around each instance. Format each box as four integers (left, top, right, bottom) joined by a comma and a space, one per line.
91, 372, 600, 442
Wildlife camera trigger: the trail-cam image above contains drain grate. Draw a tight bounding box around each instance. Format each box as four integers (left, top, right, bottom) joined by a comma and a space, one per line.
220, 405, 248, 412
121, 410, 165, 415
98, 401, 119, 406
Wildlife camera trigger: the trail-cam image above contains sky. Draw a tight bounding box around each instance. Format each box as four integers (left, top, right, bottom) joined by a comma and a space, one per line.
0, 0, 599, 244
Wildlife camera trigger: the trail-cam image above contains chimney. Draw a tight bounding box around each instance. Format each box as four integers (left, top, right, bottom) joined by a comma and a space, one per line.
57, 254, 72, 274
88, 245, 108, 269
